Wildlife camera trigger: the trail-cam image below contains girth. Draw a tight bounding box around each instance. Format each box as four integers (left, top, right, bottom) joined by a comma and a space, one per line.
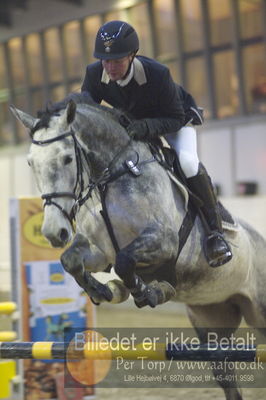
98, 185, 120, 254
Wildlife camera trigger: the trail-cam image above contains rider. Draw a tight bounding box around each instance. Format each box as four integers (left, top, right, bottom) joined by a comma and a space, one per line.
81, 20, 232, 268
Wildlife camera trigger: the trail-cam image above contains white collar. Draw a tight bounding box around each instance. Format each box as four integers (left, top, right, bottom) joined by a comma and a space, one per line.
101, 57, 147, 86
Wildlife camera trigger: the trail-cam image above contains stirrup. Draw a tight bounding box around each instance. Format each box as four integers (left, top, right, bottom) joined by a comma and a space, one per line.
203, 232, 233, 268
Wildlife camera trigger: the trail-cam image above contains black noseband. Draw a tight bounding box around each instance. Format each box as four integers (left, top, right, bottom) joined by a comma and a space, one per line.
41, 192, 77, 228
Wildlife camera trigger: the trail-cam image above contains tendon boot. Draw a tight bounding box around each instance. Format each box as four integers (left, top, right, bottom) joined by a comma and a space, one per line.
130, 276, 176, 308
186, 163, 232, 267
130, 276, 160, 308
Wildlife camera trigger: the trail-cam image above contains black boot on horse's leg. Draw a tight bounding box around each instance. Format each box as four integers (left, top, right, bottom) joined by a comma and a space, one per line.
115, 252, 176, 308
130, 276, 176, 308
187, 163, 232, 267
115, 253, 160, 308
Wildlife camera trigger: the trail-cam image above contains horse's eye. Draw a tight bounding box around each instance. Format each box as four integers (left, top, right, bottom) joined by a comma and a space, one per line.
64, 155, 73, 165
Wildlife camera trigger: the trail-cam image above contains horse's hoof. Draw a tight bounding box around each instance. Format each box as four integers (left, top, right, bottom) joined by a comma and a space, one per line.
107, 280, 130, 304
90, 297, 100, 306
152, 280, 176, 302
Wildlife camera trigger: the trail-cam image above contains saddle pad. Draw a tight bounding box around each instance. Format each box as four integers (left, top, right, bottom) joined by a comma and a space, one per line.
167, 170, 189, 211
219, 201, 239, 232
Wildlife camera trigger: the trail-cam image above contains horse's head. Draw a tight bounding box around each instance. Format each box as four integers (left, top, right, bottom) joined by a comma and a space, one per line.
11, 93, 135, 247
10, 100, 80, 247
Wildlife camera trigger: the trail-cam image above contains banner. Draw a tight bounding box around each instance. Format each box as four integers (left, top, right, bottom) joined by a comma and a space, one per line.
10, 197, 95, 400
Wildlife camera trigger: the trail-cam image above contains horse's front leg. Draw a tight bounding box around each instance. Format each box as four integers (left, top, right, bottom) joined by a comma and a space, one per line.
114, 224, 177, 308
60, 233, 129, 304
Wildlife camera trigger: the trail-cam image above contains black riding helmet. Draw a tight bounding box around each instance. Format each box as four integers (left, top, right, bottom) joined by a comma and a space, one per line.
94, 20, 139, 60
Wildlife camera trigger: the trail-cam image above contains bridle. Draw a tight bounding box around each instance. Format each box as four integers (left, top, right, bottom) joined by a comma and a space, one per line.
31, 128, 90, 230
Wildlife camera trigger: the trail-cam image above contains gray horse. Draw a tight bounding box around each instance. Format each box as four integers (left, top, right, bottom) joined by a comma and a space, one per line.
11, 94, 266, 400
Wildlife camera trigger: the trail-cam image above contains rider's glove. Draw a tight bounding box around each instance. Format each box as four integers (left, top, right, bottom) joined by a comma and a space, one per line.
126, 120, 149, 140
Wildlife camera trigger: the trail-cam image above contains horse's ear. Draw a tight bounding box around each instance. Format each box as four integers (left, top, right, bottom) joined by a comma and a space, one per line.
60, 99, 76, 127
9, 105, 38, 130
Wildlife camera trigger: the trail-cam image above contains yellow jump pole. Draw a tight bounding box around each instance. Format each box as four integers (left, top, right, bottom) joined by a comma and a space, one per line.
0, 302, 17, 315
0, 332, 17, 342
0, 342, 266, 362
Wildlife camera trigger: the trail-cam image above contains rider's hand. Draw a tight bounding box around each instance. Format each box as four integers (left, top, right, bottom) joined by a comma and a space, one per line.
126, 120, 148, 140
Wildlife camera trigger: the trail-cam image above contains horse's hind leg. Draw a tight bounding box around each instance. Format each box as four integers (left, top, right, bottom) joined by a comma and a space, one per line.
187, 300, 243, 400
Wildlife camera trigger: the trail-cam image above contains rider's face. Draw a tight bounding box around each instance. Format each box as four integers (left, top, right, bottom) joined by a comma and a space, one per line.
102, 55, 133, 81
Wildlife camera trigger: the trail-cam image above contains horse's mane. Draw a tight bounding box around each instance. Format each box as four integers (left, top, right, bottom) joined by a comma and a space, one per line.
32, 92, 130, 135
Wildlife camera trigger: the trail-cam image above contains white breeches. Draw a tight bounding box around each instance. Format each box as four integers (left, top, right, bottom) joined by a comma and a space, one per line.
165, 126, 199, 178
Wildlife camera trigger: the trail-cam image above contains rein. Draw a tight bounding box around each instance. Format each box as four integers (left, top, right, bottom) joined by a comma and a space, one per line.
31, 126, 156, 249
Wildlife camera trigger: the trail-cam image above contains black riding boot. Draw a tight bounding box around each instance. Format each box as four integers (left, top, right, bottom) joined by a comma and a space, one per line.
187, 163, 232, 267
